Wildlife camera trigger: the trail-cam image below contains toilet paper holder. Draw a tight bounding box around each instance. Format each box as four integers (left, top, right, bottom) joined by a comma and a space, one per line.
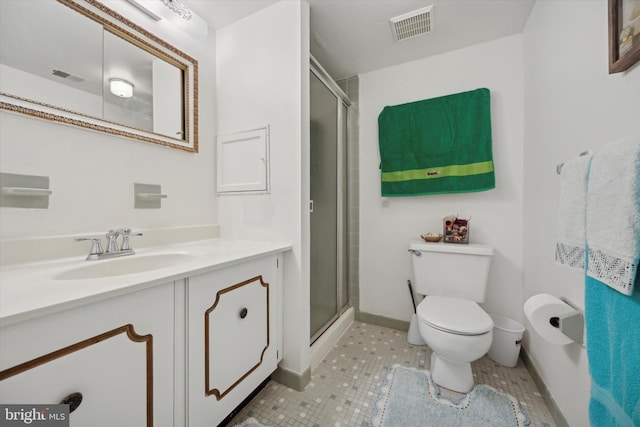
553, 297, 585, 346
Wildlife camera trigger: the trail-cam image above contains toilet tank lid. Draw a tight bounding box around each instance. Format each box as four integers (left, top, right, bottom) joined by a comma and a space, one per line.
409, 241, 493, 256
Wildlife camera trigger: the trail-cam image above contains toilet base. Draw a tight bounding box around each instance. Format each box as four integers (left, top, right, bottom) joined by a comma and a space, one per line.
430, 352, 474, 393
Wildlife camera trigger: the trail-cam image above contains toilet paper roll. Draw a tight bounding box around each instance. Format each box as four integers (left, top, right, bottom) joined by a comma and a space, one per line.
523, 293, 574, 345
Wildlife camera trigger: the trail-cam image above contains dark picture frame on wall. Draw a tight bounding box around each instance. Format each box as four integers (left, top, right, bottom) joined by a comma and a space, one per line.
609, 0, 640, 73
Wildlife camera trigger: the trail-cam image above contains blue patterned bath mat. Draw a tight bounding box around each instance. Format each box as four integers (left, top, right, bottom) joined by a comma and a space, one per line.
231, 417, 271, 427
371, 365, 530, 426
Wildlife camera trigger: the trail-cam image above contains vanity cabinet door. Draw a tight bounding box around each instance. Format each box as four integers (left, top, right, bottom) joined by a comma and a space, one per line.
0, 283, 175, 427
188, 255, 280, 426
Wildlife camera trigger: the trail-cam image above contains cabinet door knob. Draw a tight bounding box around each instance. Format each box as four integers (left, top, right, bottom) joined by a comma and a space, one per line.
239, 307, 248, 319
60, 392, 83, 413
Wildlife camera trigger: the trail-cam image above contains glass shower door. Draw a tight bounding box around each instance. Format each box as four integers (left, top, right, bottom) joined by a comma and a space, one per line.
310, 70, 347, 343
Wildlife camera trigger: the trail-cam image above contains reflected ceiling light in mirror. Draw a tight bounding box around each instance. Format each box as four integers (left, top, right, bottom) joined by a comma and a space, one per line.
110, 78, 134, 98
124, 0, 208, 40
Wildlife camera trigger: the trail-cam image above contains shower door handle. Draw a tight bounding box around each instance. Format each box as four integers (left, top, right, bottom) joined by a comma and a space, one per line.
309, 200, 314, 213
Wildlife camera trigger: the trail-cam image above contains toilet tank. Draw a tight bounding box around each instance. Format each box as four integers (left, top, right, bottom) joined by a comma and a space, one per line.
409, 242, 494, 302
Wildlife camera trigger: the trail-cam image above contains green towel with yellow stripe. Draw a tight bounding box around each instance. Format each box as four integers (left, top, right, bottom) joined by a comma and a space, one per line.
378, 88, 495, 196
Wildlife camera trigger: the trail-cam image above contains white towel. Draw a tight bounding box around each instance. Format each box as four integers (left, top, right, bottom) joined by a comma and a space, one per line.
586, 134, 640, 295
555, 153, 592, 270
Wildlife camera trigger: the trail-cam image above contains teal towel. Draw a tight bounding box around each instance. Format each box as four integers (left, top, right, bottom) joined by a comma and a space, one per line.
377, 88, 494, 197
585, 272, 640, 427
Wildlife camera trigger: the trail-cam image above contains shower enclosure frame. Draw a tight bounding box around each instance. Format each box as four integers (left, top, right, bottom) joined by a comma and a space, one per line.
309, 56, 351, 344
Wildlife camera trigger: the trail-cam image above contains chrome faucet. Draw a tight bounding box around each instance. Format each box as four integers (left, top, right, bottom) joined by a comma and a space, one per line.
105, 230, 120, 253
75, 228, 143, 260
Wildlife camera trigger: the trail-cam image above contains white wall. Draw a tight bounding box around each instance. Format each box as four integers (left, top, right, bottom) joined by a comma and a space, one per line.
0, 4, 217, 239
359, 35, 524, 323
215, 0, 311, 378
522, 1, 640, 425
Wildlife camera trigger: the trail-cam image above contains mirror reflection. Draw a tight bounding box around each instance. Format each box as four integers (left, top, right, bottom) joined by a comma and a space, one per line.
0, 0, 196, 152
102, 29, 184, 136
0, 1, 103, 115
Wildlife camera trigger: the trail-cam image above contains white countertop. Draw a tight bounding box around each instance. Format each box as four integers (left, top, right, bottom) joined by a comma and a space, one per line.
0, 238, 292, 326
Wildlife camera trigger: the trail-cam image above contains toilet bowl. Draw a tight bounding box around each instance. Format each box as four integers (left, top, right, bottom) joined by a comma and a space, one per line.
417, 295, 493, 393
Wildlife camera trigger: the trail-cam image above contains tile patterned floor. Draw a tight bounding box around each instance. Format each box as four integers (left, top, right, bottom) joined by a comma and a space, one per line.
229, 321, 556, 427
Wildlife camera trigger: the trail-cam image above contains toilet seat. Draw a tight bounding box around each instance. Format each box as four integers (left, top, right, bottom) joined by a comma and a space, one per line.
417, 296, 493, 336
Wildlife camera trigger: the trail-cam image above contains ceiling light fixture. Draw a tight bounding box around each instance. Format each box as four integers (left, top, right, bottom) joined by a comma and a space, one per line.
110, 78, 134, 98
124, 0, 162, 21
160, 0, 192, 20
124, 0, 209, 40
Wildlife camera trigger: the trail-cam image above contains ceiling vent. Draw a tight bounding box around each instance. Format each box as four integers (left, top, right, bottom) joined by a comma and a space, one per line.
390, 5, 433, 42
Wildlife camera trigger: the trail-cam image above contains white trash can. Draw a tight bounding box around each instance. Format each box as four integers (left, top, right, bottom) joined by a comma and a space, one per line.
487, 313, 525, 368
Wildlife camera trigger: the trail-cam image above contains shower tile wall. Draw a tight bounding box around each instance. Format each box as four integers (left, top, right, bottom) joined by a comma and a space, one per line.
229, 321, 557, 427
337, 76, 360, 317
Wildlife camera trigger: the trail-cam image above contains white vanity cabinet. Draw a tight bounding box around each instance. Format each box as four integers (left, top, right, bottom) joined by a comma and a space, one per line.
187, 254, 282, 426
0, 238, 290, 427
0, 282, 175, 427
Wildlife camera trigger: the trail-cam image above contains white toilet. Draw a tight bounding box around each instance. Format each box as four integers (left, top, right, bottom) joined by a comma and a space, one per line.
409, 241, 494, 393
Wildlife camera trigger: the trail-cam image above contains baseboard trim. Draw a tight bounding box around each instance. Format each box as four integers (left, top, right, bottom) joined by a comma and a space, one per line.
520, 348, 569, 427
271, 366, 311, 392
356, 310, 410, 332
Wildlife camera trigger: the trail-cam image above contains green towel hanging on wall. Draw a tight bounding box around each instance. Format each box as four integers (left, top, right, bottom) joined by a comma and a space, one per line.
378, 88, 495, 196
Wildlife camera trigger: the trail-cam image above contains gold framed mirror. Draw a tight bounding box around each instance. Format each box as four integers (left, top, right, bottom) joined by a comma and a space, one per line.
0, 0, 198, 152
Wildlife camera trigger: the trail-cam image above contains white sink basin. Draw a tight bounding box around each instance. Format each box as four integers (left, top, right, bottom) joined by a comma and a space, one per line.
54, 253, 195, 280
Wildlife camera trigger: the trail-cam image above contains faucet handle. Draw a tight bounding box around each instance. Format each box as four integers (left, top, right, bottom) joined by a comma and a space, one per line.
119, 229, 143, 251
117, 228, 142, 237
75, 237, 104, 256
